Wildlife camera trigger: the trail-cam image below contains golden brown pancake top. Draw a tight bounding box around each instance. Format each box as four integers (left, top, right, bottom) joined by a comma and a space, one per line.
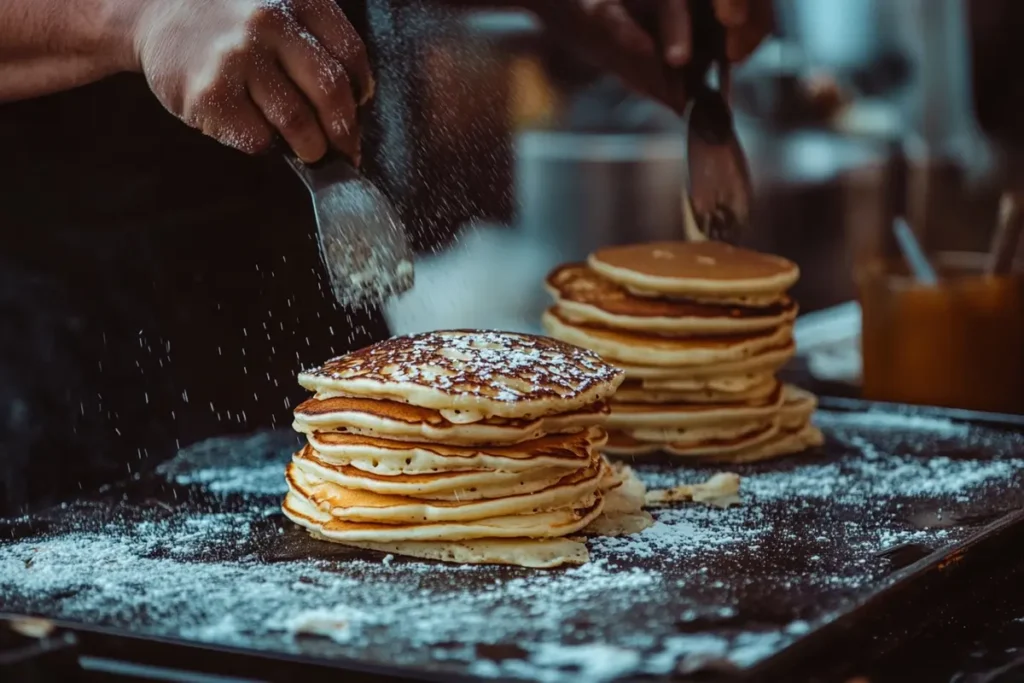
548, 263, 794, 319
591, 241, 797, 283
299, 330, 623, 404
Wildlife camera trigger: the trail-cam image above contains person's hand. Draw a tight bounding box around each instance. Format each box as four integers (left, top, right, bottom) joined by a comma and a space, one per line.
532, 0, 772, 111
131, 0, 373, 163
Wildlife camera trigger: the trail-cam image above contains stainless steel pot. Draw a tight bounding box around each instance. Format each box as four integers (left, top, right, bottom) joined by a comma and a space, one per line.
515, 130, 687, 261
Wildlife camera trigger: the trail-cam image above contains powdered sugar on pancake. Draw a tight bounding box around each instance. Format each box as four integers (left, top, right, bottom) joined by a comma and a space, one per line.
299, 331, 624, 418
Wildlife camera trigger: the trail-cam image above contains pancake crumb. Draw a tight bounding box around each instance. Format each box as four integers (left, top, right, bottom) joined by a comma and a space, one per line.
646, 472, 742, 508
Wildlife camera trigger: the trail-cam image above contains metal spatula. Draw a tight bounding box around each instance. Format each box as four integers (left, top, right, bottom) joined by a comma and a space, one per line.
285, 151, 414, 309
684, 0, 753, 243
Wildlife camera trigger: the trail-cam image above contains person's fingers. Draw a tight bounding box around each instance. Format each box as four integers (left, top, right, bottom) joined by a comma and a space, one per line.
584, 0, 690, 109
294, 0, 375, 105
658, 0, 691, 66
751, 0, 775, 35
214, 102, 277, 155
729, 0, 773, 60
581, 0, 658, 59
713, 0, 750, 27
725, 23, 765, 61
269, 25, 360, 162
183, 78, 277, 154
248, 62, 328, 163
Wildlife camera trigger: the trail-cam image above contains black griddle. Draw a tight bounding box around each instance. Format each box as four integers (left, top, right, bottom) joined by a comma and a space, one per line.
2, 397, 1024, 683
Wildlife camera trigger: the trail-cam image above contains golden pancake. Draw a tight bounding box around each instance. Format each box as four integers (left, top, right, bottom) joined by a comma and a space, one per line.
298, 330, 624, 419
546, 263, 798, 335
602, 421, 780, 458
286, 459, 606, 524
615, 342, 795, 380
292, 395, 608, 445
780, 384, 818, 430
293, 446, 572, 501
640, 372, 775, 393
282, 489, 605, 541
588, 241, 799, 297
584, 464, 653, 536
543, 307, 792, 367
606, 385, 784, 430
662, 421, 780, 457
700, 424, 824, 464
612, 376, 779, 404
307, 427, 605, 475
602, 431, 663, 456
626, 419, 777, 446
626, 289, 788, 307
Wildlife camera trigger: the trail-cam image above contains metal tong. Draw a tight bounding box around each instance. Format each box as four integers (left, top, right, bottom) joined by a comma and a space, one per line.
682, 0, 753, 243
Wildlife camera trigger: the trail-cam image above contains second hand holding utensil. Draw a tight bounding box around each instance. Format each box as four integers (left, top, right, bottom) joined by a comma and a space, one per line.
684, 0, 753, 244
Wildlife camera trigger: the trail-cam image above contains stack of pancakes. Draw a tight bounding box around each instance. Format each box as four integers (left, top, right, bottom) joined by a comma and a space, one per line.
542, 241, 824, 463
283, 330, 642, 568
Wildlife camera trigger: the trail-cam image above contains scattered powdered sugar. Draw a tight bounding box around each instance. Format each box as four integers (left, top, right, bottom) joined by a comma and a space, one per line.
747, 410, 1024, 504
813, 408, 972, 437
3, 406, 1024, 682
641, 410, 1024, 506
591, 505, 764, 561
156, 430, 298, 496
507, 643, 642, 683
165, 463, 287, 496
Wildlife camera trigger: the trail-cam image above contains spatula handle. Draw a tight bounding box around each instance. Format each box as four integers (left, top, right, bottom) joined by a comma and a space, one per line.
685, 0, 726, 92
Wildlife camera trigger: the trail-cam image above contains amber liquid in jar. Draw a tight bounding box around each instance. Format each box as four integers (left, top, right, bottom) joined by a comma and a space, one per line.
859, 253, 1024, 414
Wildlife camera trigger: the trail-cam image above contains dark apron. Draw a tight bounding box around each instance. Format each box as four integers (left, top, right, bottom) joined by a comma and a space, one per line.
0, 75, 389, 514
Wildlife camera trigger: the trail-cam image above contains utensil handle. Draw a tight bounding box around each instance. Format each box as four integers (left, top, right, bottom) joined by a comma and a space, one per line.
627, 0, 719, 113
986, 191, 1024, 276
687, 0, 726, 89
893, 217, 939, 286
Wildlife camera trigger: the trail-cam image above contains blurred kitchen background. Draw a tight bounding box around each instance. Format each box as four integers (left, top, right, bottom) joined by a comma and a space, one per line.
364, 0, 1024, 411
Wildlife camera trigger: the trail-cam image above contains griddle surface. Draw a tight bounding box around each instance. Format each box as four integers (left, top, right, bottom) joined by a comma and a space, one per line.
2, 403, 1024, 681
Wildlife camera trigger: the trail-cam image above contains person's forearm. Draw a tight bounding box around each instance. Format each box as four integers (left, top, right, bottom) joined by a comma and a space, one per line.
0, 0, 140, 102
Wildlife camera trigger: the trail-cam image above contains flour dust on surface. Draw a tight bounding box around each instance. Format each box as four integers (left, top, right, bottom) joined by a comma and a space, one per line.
2, 409, 1023, 682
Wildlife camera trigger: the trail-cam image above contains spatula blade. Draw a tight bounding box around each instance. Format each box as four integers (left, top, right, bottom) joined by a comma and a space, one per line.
287, 156, 414, 308
683, 0, 753, 244
686, 85, 753, 242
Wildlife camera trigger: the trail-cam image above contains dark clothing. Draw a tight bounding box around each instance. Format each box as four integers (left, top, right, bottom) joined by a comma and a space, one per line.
0, 74, 388, 515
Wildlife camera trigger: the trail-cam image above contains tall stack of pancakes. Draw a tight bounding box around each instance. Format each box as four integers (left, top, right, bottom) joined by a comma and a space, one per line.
283, 330, 642, 568
542, 241, 824, 463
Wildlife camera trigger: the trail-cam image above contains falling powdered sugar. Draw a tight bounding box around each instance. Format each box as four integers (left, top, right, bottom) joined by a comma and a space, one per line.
156, 430, 298, 496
